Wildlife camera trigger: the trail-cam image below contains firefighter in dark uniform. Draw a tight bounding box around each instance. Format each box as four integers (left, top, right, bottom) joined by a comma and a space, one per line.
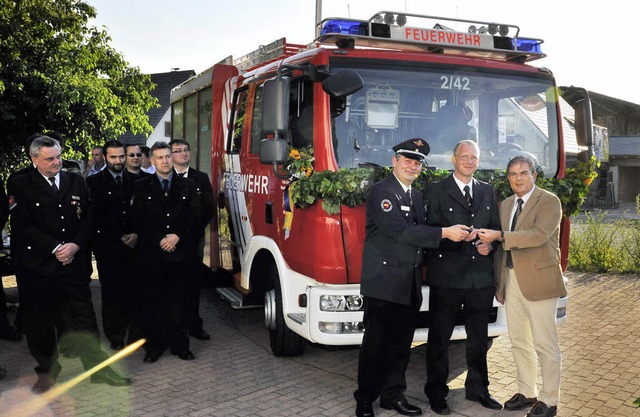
354, 138, 471, 417
10, 135, 131, 393
423, 140, 502, 415
169, 139, 215, 341
87, 139, 141, 350
131, 141, 201, 364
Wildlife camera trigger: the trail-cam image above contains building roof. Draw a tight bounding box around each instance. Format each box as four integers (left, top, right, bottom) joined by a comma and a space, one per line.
119, 69, 196, 145
608, 136, 640, 158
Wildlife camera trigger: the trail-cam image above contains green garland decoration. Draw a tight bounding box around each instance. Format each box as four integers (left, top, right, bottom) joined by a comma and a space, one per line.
286, 148, 598, 217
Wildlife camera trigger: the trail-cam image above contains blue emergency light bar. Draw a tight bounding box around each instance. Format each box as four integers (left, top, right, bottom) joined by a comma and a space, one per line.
316, 12, 546, 62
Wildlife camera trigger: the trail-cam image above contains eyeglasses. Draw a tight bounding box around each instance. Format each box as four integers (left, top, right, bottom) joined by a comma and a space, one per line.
127, 153, 142, 157
455, 154, 479, 162
507, 170, 532, 179
172, 148, 190, 154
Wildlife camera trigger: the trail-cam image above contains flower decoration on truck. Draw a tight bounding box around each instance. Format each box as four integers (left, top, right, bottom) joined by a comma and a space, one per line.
286, 148, 597, 218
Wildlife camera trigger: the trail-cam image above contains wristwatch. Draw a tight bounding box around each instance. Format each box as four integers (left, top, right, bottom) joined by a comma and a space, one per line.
500, 230, 505, 242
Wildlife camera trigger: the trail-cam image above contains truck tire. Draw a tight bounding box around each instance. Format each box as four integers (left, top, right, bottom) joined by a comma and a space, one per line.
264, 264, 306, 356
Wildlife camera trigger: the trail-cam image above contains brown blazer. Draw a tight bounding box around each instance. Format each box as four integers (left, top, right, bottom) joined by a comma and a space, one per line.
495, 186, 567, 301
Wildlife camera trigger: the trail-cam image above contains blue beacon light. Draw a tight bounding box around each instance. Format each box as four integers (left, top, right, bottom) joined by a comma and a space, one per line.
515, 38, 543, 54
320, 19, 368, 36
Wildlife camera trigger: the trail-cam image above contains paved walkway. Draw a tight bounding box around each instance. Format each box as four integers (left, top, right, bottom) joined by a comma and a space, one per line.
574, 201, 639, 222
0, 270, 639, 416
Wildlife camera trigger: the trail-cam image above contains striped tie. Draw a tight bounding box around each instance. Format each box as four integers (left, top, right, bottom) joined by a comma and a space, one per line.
505, 198, 524, 269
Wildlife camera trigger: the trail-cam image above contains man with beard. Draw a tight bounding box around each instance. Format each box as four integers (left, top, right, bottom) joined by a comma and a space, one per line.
10, 135, 131, 393
87, 140, 141, 350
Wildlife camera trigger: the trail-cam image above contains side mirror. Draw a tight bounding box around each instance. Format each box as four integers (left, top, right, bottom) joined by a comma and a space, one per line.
259, 138, 288, 164
260, 138, 290, 179
574, 99, 593, 148
261, 78, 290, 135
322, 69, 364, 98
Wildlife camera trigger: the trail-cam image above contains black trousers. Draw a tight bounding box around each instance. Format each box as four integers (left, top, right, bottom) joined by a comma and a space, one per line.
354, 296, 420, 404
141, 261, 190, 354
95, 254, 137, 344
183, 236, 206, 332
18, 271, 108, 374
425, 286, 494, 400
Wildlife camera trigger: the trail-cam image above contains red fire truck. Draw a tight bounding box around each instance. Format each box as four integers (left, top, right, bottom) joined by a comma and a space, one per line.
170, 11, 592, 356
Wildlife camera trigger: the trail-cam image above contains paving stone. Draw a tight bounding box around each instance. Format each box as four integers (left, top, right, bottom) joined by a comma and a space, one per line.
1, 269, 639, 416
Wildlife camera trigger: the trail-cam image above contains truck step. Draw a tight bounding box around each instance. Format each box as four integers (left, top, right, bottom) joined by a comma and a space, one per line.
216, 287, 262, 310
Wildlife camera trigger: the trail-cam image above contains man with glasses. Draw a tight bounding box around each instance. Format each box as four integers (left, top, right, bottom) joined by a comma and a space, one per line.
10, 135, 131, 393
125, 144, 147, 176
131, 141, 201, 364
354, 138, 470, 417
477, 155, 565, 417
423, 139, 502, 415
87, 140, 141, 351
169, 139, 214, 341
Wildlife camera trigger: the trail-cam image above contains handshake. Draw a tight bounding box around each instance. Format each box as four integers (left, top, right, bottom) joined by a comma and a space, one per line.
442, 225, 494, 255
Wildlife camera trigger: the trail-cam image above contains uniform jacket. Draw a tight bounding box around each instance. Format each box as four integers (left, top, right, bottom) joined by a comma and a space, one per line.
87, 169, 140, 261
10, 169, 92, 276
361, 174, 442, 306
175, 168, 214, 232
131, 174, 201, 263
423, 175, 500, 289
495, 186, 567, 301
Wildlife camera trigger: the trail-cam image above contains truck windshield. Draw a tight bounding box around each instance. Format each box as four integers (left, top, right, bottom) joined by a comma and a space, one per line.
330, 62, 560, 176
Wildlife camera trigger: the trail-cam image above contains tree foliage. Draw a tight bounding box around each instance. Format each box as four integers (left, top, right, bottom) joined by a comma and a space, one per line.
0, 0, 158, 172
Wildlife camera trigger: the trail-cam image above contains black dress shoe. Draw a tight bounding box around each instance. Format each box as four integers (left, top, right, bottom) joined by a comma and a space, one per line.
428, 397, 450, 415
189, 329, 210, 340
526, 401, 557, 417
504, 393, 538, 410
91, 367, 132, 386
380, 399, 422, 416
32, 374, 56, 393
143, 352, 160, 363
355, 400, 374, 417
171, 350, 196, 360
466, 392, 503, 410
110, 340, 125, 350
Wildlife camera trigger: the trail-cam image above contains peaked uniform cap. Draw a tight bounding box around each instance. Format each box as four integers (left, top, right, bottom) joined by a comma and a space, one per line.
392, 138, 430, 162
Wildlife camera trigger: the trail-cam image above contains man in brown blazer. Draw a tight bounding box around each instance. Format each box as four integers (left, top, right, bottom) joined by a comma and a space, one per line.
477, 155, 566, 417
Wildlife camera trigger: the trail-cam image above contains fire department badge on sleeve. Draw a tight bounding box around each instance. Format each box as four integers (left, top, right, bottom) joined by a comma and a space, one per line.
381, 199, 393, 212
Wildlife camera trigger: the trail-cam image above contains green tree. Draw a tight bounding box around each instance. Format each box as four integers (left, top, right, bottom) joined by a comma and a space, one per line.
0, 0, 158, 172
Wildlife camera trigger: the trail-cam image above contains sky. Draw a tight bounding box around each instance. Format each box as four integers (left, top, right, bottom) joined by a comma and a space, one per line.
87, 0, 639, 105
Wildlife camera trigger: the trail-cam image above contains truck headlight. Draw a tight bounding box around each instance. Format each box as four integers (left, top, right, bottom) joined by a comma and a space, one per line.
320, 295, 364, 311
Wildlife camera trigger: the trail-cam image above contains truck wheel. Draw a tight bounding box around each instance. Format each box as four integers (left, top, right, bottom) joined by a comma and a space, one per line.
264, 264, 306, 356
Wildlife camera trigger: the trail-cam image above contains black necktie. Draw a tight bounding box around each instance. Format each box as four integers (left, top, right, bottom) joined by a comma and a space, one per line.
115, 175, 122, 186
463, 185, 472, 206
48, 176, 58, 193
506, 198, 524, 269
405, 189, 412, 206
177, 172, 185, 178
162, 179, 170, 195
